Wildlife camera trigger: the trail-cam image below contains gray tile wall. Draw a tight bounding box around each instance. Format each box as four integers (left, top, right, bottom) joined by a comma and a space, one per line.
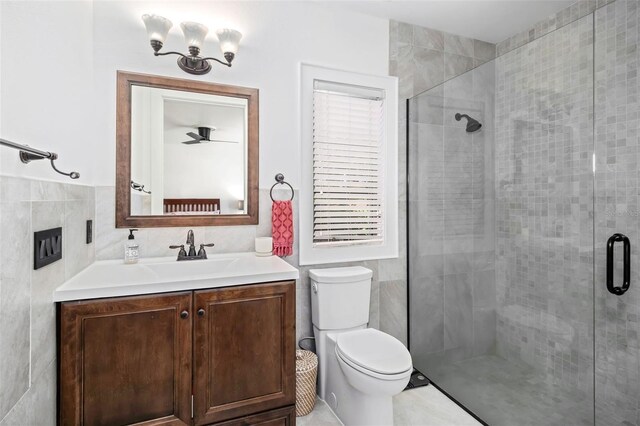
496, 0, 617, 57
390, 20, 496, 100
406, 1, 640, 423
494, 13, 594, 396
390, 21, 496, 349
0, 177, 95, 425
408, 60, 497, 368
594, 1, 640, 424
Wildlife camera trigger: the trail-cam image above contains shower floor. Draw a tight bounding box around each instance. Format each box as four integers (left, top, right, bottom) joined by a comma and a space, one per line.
418, 354, 592, 426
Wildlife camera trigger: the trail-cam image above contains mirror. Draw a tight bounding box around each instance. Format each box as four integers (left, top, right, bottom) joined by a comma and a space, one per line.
116, 71, 258, 227
130, 86, 248, 216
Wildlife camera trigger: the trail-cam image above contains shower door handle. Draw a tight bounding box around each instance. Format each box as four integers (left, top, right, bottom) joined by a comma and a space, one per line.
606, 233, 630, 296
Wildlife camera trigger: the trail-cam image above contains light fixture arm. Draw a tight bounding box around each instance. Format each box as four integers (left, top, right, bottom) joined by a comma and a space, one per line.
153, 50, 188, 59
152, 47, 230, 66
148, 43, 232, 74
200, 56, 232, 67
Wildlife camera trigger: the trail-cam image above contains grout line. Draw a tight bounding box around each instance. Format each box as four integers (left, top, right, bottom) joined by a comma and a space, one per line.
591, 6, 597, 424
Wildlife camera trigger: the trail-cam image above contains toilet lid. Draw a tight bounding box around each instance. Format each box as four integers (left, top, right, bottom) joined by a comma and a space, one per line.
336, 329, 412, 375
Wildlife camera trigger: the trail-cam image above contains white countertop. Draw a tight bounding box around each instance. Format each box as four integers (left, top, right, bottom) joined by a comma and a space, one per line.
54, 252, 299, 302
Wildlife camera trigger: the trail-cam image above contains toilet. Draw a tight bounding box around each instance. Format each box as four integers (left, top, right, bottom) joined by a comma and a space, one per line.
310, 266, 412, 426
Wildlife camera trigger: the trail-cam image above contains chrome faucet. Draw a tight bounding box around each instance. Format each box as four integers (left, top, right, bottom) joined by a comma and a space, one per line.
170, 229, 215, 261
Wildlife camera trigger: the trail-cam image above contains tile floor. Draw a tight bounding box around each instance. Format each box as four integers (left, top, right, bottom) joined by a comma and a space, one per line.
422, 355, 592, 426
297, 385, 480, 426
298, 354, 593, 425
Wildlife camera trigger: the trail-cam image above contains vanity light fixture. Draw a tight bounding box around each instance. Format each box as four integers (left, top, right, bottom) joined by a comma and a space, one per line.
142, 14, 242, 75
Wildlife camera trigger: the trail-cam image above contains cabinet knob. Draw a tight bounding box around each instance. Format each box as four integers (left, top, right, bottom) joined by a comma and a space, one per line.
180, 310, 189, 319
197, 308, 205, 317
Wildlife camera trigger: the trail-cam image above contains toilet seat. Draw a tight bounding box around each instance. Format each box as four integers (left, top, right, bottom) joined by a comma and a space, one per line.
335, 328, 412, 378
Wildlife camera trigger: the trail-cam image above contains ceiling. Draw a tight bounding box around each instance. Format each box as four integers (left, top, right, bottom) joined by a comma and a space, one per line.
323, 0, 574, 44
164, 100, 244, 145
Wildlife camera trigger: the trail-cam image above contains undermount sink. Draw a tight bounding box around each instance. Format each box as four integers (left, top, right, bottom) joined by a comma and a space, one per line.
54, 252, 299, 302
144, 256, 239, 278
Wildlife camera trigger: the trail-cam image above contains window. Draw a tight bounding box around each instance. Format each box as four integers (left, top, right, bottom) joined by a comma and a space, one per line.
300, 64, 398, 265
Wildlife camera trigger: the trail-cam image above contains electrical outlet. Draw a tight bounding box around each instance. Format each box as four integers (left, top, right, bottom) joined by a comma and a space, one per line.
34, 227, 62, 270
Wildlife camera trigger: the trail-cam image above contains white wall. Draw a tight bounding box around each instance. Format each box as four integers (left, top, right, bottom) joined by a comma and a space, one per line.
91, 0, 389, 189
1, 1, 389, 189
0, 1, 94, 182
162, 100, 246, 214
163, 142, 245, 213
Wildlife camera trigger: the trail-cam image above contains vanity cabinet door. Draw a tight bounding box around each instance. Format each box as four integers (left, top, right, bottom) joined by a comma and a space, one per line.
193, 281, 295, 425
59, 292, 193, 426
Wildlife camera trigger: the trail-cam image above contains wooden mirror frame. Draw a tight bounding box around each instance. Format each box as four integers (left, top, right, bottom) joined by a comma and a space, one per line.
116, 71, 259, 228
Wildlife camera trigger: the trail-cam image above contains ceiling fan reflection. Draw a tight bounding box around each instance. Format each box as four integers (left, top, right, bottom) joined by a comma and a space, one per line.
181, 126, 239, 145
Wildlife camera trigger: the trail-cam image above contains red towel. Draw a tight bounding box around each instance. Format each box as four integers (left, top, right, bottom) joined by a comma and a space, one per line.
272, 200, 293, 257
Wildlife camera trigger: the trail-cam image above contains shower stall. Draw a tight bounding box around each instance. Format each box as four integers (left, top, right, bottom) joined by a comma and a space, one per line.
407, 2, 640, 425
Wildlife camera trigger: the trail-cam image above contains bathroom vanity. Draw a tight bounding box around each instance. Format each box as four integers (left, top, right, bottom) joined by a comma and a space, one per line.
55, 254, 299, 426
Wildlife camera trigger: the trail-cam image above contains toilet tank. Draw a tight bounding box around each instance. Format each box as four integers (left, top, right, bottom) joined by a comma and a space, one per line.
309, 266, 373, 330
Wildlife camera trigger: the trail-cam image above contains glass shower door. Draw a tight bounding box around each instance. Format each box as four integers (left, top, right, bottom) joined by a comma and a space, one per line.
407, 12, 595, 426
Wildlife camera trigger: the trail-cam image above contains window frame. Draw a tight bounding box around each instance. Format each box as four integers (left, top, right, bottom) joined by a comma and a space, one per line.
299, 63, 398, 265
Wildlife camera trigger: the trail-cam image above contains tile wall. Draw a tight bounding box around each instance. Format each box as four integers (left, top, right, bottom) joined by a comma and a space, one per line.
496, 0, 617, 56
389, 20, 497, 348
0, 177, 95, 425
389, 21, 496, 100
494, 13, 595, 394
408, 60, 497, 368
403, 1, 640, 424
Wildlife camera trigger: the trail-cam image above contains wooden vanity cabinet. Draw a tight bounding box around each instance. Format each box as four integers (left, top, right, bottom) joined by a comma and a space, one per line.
58, 281, 296, 426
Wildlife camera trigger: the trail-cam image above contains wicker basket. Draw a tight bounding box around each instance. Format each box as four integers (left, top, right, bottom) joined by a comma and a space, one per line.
295, 350, 318, 417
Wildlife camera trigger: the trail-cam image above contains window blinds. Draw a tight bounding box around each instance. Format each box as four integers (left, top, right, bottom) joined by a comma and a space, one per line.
312, 80, 385, 247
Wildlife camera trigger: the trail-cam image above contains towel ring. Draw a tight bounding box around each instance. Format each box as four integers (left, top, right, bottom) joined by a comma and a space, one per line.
270, 173, 294, 201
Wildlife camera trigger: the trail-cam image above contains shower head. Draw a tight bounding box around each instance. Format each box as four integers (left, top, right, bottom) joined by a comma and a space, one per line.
455, 113, 482, 133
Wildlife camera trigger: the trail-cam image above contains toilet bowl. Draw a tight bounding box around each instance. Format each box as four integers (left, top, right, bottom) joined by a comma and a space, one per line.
310, 267, 412, 426
336, 328, 412, 396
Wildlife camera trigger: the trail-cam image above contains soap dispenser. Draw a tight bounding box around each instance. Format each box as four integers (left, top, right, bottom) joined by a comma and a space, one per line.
124, 229, 140, 264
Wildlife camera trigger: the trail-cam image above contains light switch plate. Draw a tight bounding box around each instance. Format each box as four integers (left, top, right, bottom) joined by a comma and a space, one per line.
34, 227, 62, 270
86, 220, 93, 244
